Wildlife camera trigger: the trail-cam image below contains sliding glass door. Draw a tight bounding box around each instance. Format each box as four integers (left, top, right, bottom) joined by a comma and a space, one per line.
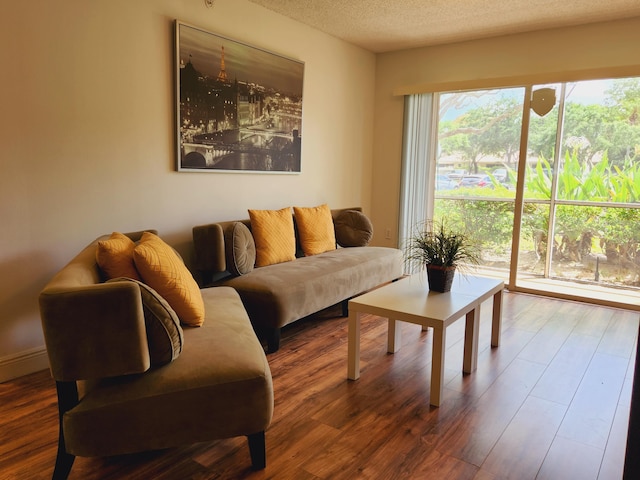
433, 87, 523, 273
431, 77, 640, 293
529, 79, 640, 289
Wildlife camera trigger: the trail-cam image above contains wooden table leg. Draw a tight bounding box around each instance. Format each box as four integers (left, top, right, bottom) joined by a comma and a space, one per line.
463, 307, 479, 374
387, 319, 401, 353
347, 310, 361, 380
491, 289, 503, 347
430, 326, 446, 407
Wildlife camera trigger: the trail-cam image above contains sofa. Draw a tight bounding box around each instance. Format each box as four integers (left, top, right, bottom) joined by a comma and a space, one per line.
38, 230, 273, 479
192, 206, 404, 352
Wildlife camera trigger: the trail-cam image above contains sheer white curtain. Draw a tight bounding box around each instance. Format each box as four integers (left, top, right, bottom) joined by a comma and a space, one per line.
399, 93, 435, 273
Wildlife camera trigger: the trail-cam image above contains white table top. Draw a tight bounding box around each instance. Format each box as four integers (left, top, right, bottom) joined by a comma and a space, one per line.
348, 274, 504, 328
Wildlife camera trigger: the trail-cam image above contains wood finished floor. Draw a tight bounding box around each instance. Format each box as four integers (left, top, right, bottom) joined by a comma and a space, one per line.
1, 292, 637, 479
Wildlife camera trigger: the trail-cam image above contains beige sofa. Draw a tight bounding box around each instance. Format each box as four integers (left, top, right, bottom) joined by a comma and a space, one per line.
192, 207, 404, 352
39, 231, 273, 479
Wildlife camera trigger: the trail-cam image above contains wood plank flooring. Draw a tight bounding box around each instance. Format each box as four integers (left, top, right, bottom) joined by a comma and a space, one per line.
0, 292, 637, 479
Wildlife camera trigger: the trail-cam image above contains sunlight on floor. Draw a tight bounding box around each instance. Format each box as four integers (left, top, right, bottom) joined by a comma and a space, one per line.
475, 267, 640, 311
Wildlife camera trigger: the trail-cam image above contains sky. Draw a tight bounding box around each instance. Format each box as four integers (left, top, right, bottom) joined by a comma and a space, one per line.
440, 79, 619, 121
177, 22, 304, 96
566, 79, 611, 105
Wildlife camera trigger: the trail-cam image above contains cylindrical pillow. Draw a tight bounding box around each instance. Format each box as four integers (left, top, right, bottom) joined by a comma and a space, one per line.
335, 210, 374, 247
107, 277, 184, 367
224, 222, 256, 276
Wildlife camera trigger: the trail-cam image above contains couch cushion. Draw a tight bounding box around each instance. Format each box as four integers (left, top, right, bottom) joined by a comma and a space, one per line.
224, 222, 256, 276
133, 232, 205, 327
248, 207, 296, 267
95, 232, 142, 280
107, 277, 184, 367
293, 204, 336, 256
221, 246, 403, 329
335, 210, 374, 247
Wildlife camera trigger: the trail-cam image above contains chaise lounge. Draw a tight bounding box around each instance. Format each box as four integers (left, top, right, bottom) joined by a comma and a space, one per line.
39, 230, 273, 479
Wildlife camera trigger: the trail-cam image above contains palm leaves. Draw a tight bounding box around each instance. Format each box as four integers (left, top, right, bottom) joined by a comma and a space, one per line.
526, 149, 640, 202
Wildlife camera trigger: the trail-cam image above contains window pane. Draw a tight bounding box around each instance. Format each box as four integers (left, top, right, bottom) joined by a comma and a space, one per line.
436, 88, 524, 198
549, 205, 640, 288
558, 79, 640, 203
434, 198, 514, 271
518, 202, 550, 276
524, 84, 561, 200
434, 87, 523, 274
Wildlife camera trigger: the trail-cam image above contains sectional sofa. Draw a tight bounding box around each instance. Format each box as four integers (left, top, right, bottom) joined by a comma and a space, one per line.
192, 206, 404, 351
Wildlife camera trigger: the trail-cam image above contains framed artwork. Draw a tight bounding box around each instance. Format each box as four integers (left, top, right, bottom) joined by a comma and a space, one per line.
175, 21, 304, 173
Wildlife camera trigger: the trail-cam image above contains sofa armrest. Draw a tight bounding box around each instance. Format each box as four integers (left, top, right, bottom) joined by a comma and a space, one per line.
192, 223, 226, 274
39, 281, 150, 382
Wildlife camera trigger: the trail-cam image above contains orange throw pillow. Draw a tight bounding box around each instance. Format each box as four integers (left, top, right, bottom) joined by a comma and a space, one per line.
248, 207, 296, 267
133, 232, 205, 327
293, 204, 336, 256
95, 232, 142, 280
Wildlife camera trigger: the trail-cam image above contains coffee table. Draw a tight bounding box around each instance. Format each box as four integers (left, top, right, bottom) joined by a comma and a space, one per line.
347, 274, 504, 406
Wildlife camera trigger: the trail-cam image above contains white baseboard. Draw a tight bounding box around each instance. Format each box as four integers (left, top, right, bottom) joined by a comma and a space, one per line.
0, 346, 50, 383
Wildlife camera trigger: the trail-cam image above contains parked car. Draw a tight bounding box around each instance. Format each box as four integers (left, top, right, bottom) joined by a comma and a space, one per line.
492, 168, 508, 182
457, 174, 493, 188
446, 170, 467, 181
436, 174, 459, 190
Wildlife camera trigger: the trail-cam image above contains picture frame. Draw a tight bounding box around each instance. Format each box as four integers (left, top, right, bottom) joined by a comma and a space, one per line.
175, 21, 304, 173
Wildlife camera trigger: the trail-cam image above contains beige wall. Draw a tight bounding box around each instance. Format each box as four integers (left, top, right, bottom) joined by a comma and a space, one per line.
0, 0, 376, 380
371, 17, 640, 250
4, 1, 640, 382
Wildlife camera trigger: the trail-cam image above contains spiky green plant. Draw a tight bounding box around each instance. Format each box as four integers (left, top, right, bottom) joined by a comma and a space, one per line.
405, 220, 480, 270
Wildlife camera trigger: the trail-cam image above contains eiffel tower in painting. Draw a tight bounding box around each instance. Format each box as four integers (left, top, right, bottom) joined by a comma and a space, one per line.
216, 46, 229, 83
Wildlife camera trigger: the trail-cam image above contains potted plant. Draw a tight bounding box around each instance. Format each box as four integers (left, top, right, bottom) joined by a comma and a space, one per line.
405, 219, 480, 292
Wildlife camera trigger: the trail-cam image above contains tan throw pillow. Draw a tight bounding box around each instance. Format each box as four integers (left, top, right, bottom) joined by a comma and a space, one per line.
335, 210, 374, 247
95, 232, 142, 281
293, 204, 336, 256
107, 277, 184, 367
248, 207, 296, 267
133, 232, 205, 327
224, 222, 256, 276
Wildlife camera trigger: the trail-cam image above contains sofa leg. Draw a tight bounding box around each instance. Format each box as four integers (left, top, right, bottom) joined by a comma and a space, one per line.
52, 440, 75, 480
52, 381, 78, 480
341, 299, 349, 317
247, 431, 266, 470
266, 328, 281, 353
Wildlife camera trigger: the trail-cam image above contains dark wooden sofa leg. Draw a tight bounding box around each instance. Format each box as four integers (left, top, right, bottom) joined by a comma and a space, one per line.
247, 431, 266, 470
341, 299, 349, 317
266, 328, 281, 353
52, 381, 78, 480
52, 433, 75, 480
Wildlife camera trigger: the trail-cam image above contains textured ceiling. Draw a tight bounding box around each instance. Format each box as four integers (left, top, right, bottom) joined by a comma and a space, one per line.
247, 0, 640, 53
